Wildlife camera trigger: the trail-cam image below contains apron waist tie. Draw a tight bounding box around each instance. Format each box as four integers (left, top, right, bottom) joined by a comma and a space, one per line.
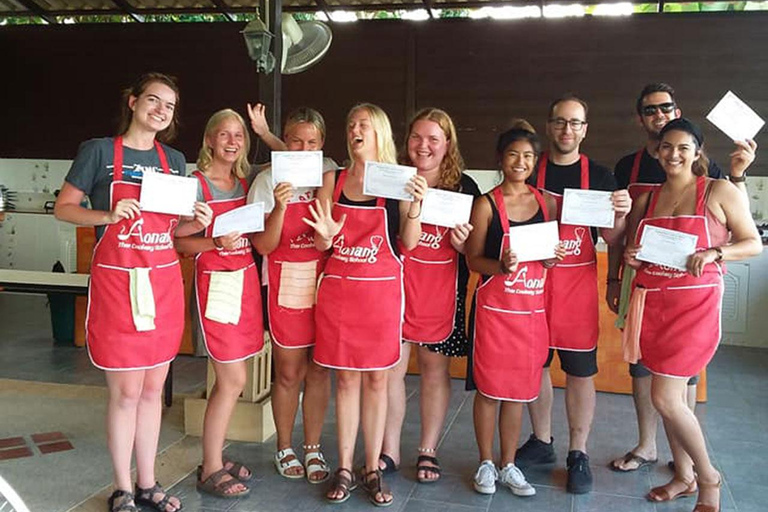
622, 287, 647, 364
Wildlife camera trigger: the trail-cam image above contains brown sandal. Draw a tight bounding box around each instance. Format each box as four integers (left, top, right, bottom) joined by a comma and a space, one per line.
693, 476, 722, 512
646, 477, 697, 502
196, 467, 250, 499
325, 467, 356, 504
361, 468, 393, 508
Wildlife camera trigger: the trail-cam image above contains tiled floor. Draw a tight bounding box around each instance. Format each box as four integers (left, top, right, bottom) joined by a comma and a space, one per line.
1, 294, 767, 511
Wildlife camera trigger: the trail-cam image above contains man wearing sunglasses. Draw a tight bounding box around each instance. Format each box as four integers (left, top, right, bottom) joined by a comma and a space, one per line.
607, 82, 751, 473
515, 95, 632, 495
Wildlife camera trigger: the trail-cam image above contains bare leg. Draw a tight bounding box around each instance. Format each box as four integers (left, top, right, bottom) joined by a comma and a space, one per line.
612, 375, 658, 470
527, 369, 553, 442
651, 375, 720, 509
473, 392, 497, 462
499, 402, 523, 465
379, 342, 410, 470
302, 349, 331, 482
362, 370, 392, 504
417, 346, 451, 480
200, 360, 248, 494
272, 344, 309, 477
327, 370, 361, 501
565, 375, 595, 453
105, 370, 144, 492
134, 364, 182, 512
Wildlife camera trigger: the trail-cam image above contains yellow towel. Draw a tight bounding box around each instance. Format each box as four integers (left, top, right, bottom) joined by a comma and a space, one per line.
205, 269, 244, 325
622, 287, 647, 364
278, 260, 318, 310
129, 267, 156, 332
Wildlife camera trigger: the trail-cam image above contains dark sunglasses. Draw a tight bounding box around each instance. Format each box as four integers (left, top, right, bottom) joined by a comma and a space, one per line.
641, 102, 676, 116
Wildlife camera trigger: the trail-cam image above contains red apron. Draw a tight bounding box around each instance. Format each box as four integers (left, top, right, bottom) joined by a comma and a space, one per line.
400, 222, 457, 344
86, 137, 184, 370
536, 154, 598, 351
627, 149, 662, 201
266, 194, 326, 348
631, 176, 724, 378
314, 170, 403, 370
192, 172, 263, 363
473, 186, 551, 401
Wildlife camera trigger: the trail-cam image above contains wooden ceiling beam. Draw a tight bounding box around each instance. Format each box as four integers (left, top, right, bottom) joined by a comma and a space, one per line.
13, 0, 57, 23
211, 0, 236, 21
111, 0, 145, 22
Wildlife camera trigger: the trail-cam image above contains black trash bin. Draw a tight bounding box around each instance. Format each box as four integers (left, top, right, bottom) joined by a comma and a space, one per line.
48, 261, 75, 345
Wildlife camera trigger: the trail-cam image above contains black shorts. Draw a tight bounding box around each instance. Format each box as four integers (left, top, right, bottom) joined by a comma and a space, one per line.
628, 362, 700, 385
543, 348, 598, 377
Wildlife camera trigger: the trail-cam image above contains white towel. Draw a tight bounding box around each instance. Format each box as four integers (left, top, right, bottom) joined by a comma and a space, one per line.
129, 267, 156, 332
205, 269, 245, 325
278, 260, 317, 310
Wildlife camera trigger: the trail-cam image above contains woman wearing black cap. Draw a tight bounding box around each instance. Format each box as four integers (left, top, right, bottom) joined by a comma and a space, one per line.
623, 118, 761, 512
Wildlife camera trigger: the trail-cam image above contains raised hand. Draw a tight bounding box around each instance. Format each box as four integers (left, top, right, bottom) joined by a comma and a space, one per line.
108, 198, 141, 223
303, 199, 346, 241
730, 139, 757, 178
247, 102, 270, 137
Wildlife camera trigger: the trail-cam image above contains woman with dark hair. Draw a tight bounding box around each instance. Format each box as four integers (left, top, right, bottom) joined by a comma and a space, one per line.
54, 73, 212, 512
465, 122, 563, 498
379, 108, 480, 483
623, 118, 761, 512
304, 103, 426, 506
175, 108, 263, 498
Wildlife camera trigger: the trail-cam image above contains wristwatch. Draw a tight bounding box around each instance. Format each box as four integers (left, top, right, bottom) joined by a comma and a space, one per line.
729, 173, 747, 183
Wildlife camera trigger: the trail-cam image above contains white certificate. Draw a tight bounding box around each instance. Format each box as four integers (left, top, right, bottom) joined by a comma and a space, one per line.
420, 188, 473, 228
706, 90, 765, 142
363, 161, 416, 201
271, 151, 323, 188
212, 202, 265, 237
139, 171, 198, 216
637, 224, 698, 271
508, 220, 559, 263
561, 188, 615, 229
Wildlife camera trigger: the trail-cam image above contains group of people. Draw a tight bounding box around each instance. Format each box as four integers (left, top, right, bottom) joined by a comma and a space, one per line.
52, 72, 762, 512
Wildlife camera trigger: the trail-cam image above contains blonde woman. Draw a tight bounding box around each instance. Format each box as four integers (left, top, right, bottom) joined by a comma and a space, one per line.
175, 109, 263, 498
248, 106, 335, 483
379, 108, 480, 483
304, 103, 427, 506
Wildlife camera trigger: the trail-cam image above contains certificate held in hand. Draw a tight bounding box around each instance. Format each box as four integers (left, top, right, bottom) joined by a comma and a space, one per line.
271, 151, 323, 188
212, 202, 265, 237
561, 189, 614, 229
139, 170, 198, 216
363, 161, 416, 201
636, 224, 698, 271
420, 188, 473, 228
508, 221, 560, 263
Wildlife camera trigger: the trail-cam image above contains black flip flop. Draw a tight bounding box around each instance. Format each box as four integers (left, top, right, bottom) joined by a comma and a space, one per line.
378, 453, 399, 475
416, 455, 442, 484
609, 452, 658, 472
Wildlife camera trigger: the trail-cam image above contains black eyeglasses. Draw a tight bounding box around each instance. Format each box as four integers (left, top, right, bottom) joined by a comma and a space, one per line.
548, 118, 587, 131
641, 102, 676, 117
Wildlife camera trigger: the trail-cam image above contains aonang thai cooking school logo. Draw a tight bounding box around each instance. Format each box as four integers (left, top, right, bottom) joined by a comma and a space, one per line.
290, 231, 315, 250
333, 235, 383, 264
418, 226, 448, 250
117, 217, 177, 252
504, 265, 545, 295
561, 226, 586, 256
218, 235, 252, 255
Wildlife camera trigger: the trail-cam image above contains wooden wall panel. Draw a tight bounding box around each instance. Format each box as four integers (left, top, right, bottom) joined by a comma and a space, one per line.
1, 13, 766, 175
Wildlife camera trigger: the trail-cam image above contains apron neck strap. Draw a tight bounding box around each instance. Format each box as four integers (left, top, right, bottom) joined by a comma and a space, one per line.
192, 171, 212, 202
530, 185, 550, 222
333, 169, 384, 207
112, 136, 170, 182
695, 175, 707, 216
536, 152, 589, 189
491, 187, 511, 251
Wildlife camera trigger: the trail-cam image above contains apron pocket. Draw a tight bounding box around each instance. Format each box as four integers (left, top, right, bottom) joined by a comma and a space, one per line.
278, 260, 318, 310
205, 269, 244, 325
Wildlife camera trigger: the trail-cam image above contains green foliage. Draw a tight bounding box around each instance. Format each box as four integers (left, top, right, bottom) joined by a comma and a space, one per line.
440, 9, 471, 18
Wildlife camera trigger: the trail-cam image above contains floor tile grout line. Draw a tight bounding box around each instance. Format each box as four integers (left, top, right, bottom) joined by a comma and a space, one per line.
436, 384, 472, 453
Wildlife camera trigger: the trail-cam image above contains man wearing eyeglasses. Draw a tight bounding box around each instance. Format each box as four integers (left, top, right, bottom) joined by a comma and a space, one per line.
607, 82, 748, 474
515, 95, 631, 495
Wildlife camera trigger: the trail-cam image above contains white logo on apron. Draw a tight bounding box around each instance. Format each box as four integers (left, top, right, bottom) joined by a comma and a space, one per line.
562, 226, 586, 256
503, 265, 545, 295
333, 235, 383, 264
418, 227, 448, 250
117, 217, 177, 252
290, 231, 316, 250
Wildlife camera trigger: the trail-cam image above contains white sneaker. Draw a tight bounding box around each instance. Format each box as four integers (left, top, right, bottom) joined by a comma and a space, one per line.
499, 463, 536, 497
473, 460, 498, 494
